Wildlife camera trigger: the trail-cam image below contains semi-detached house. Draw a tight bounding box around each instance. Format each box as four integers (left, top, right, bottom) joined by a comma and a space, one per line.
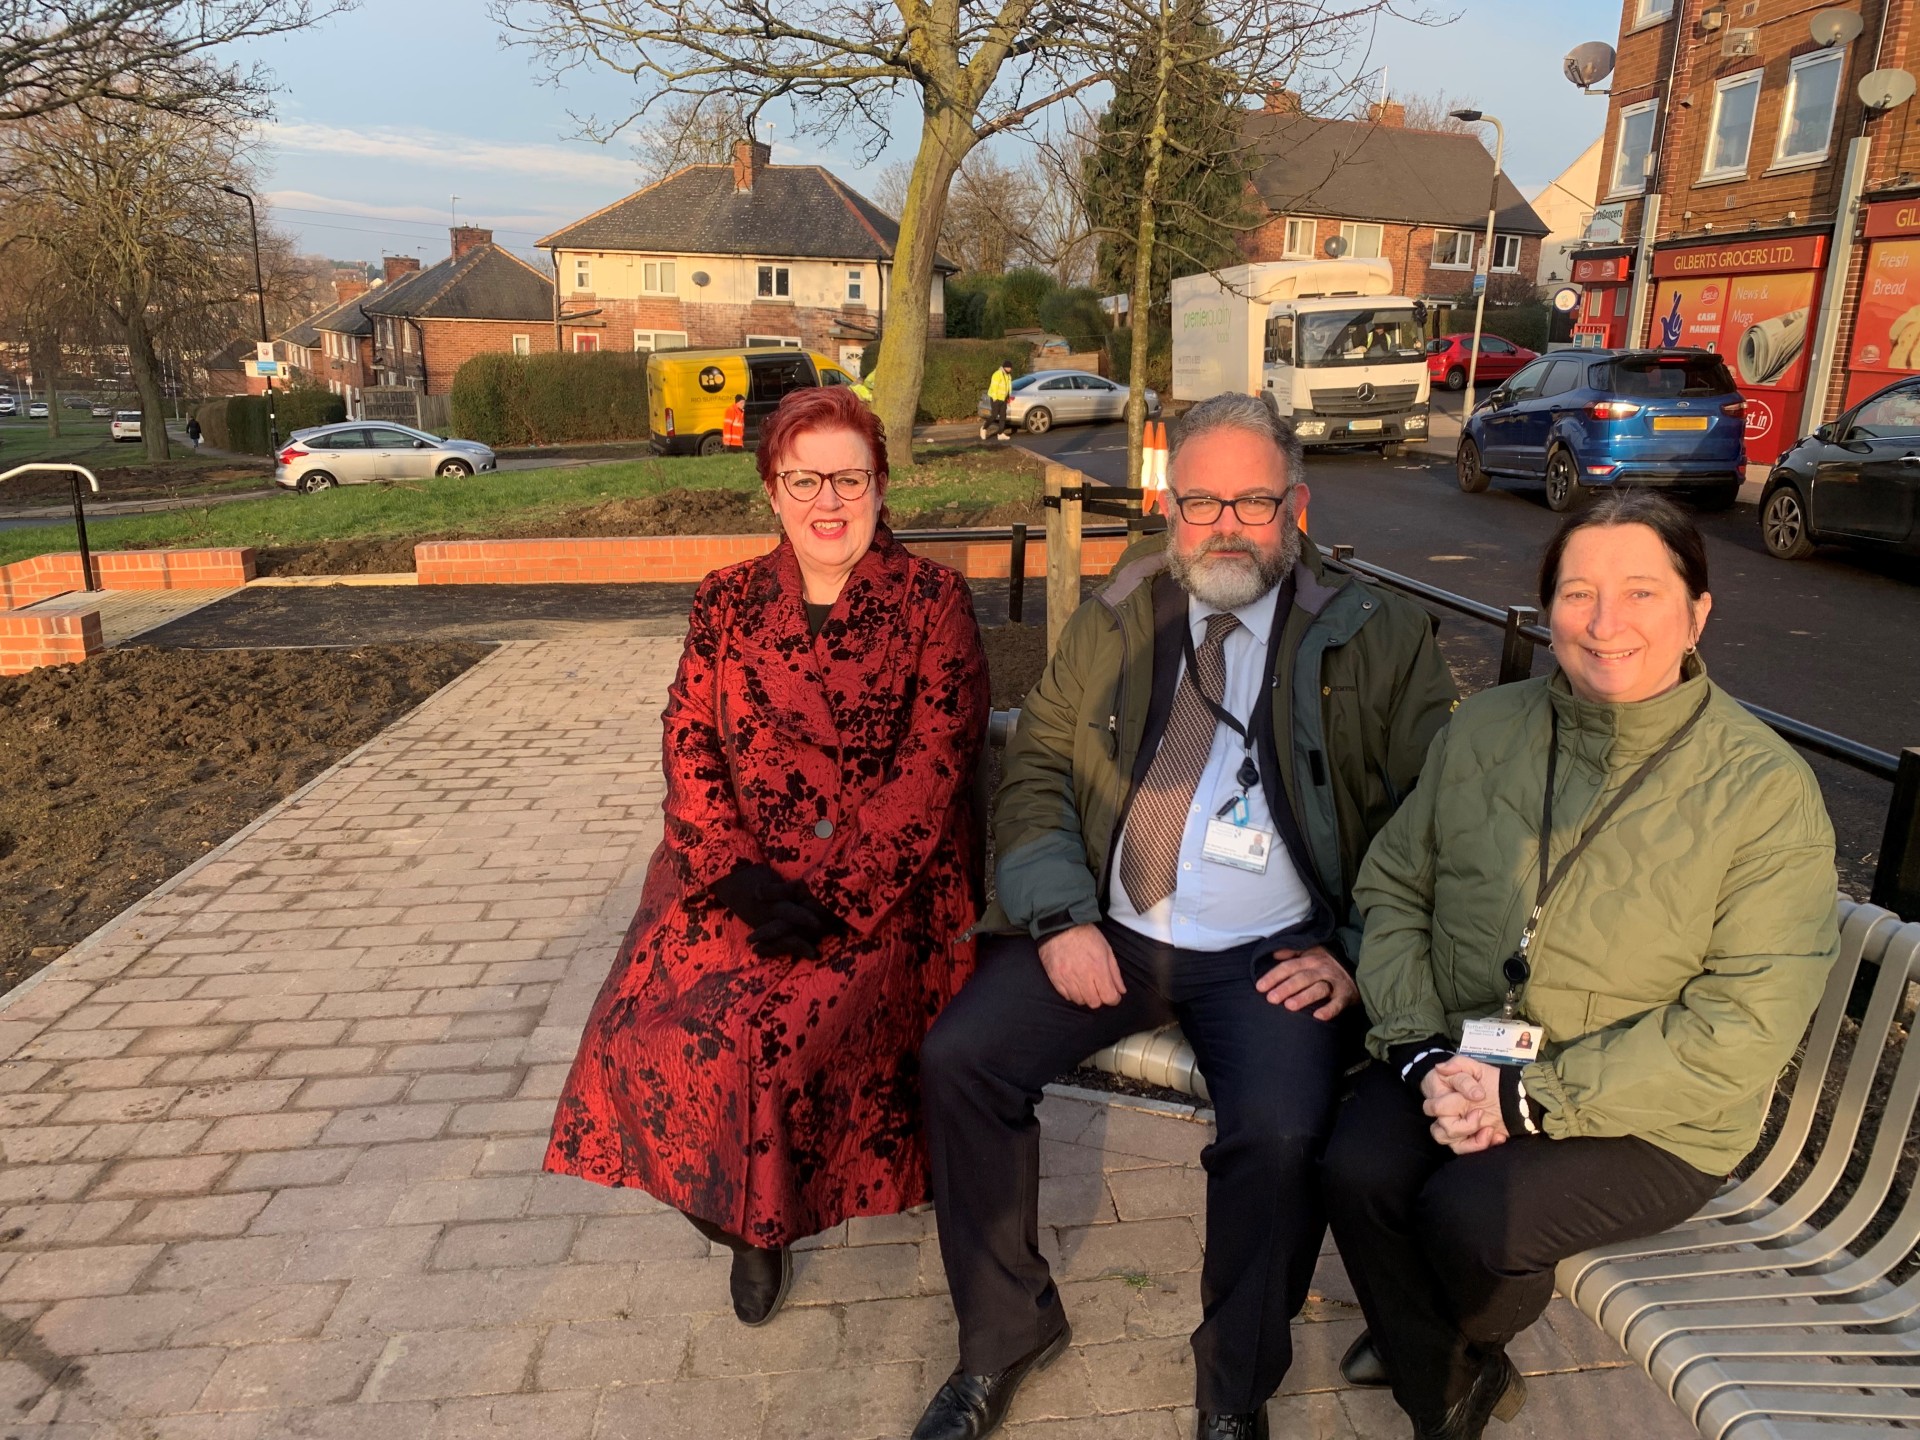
538, 140, 955, 375
363, 228, 559, 394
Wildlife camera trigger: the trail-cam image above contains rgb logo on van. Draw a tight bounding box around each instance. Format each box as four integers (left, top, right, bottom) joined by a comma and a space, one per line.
698, 365, 727, 393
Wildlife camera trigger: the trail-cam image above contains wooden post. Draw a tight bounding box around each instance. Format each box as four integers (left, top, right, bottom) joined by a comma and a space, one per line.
1044, 463, 1083, 656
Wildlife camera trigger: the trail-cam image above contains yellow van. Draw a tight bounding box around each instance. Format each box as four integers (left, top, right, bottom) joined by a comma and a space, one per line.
647, 345, 861, 456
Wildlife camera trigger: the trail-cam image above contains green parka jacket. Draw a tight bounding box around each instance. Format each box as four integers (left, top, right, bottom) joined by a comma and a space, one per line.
1355, 660, 1840, 1176
982, 535, 1459, 959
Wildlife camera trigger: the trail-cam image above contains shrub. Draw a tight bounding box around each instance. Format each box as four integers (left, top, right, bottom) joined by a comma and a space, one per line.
449, 351, 649, 448
1108, 322, 1173, 392
916, 338, 1034, 422
1038, 287, 1111, 352
1480, 300, 1551, 354
999, 267, 1055, 331
200, 387, 345, 455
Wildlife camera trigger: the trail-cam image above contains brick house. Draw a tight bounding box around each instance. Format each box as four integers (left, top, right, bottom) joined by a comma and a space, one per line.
1569, 0, 1919, 462
1240, 97, 1551, 327
538, 140, 954, 376
363, 231, 560, 394
275, 277, 374, 393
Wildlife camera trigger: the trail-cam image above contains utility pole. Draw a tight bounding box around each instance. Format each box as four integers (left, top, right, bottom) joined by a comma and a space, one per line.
1450, 109, 1507, 415
221, 184, 280, 453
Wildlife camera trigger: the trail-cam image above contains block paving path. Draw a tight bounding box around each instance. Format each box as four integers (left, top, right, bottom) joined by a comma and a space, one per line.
0, 639, 1697, 1439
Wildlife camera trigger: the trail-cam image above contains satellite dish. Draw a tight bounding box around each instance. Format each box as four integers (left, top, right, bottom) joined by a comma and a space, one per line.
1860, 67, 1918, 112
1810, 8, 1865, 46
1323, 234, 1349, 258
1564, 41, 1617, 91
691, 271, 710, 287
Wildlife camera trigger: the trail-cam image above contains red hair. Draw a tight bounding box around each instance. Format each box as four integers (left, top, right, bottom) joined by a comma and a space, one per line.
755, 384, 889, 493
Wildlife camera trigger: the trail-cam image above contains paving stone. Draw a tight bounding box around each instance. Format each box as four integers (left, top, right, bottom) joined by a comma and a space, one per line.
535, 1315, 692, 1389
591, 1375, 768, 1440
69, 1118, 213, 1163
167, 1283, 344, 1348
474, 1136, 549, 1176
406, 1071, 520, 1103
342, 1138, 486, 1185
786, 1242, 922, 1306
1052, 1218, 1203, 1283
1106, 1165, 1208, 1222
145, 1236, 298, 1291
361, 1326, 541, 1402
222, 1148, 361, 1192
425, 1390, 599, 1440
279, 1226, 442, 1284
429, 1217, 575, 1270
168, 1080, 303, 1120
1079, 1333, 1195, 1413
687, 1306, 842, 1377
0, 1199, 136, 1248
194, 1336, 386, 1411
121, 1192, 272, 1241
571, 1211, 711, 1265
26, 1345, 224, 1421
31, 1291, 196, 1354
194, 1110, 334, 1153
386, 1176, 532, 1224
0, 1243, 161, 1300
248, 1183, 407, 1235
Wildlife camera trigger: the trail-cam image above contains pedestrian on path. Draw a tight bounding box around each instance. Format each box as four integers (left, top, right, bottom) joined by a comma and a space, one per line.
185, 416, 202, 450
546, 383, 991, 1331
722, 393, 746, 450
985, 362, 1014, 440
1323, 491, 1840, 1440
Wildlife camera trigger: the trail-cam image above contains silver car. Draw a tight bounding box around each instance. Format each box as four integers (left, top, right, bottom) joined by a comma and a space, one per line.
977, 368, 1160, 435
274, 421, 497, 493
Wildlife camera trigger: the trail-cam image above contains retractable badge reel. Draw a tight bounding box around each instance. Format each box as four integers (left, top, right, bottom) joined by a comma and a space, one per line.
1201, 756, 1271, 875
1459, 951, 1547, 1066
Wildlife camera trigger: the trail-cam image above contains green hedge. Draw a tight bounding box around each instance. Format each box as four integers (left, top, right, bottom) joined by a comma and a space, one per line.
449, 352, 650, 448
916, 339, 1033, 422
196, 389, 345, 455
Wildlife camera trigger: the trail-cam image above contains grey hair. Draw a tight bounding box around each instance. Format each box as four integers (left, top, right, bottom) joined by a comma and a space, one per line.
1170, 392, 1304, 486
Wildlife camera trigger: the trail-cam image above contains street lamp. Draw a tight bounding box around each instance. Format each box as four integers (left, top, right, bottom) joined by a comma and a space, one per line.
220, 183, 280, 453
1450, 108, 1506, 417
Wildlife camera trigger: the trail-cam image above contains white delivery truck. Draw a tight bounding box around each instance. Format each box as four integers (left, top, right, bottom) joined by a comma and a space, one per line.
1171, 258, 1430, 450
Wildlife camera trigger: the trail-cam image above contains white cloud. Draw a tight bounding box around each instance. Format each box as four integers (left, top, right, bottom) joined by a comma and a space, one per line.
262, 189, 576, 237
262, 120, 638, 187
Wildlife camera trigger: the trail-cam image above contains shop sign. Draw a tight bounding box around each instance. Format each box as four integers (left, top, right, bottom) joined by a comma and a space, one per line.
1652, 272, 1815, 390
1863, 201, 1920, 239
1572, 254, 1631, 284
1743, 395, 1776, 443
1850, 237, 1920, 371
1651, 234, 1826, 278
1586, 204, 1626, 245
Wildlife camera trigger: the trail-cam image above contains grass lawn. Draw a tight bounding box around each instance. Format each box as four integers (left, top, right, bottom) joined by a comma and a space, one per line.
0, 417, 267, 504
0, 445, 1047, 568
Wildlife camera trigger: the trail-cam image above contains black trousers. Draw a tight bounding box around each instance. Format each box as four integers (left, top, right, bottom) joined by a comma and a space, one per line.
988, 398, 1009, 436
1321, 1063, 1722, 1424
921, 922, 1352, 1412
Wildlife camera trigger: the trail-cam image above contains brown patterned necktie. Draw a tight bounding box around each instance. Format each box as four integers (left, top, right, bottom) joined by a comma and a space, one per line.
1119, 611, 1240, 913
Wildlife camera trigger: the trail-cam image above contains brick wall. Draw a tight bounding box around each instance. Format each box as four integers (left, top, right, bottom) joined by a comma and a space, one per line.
1243, 219, 1544, 302
418, 319, 558, 394
0, 549, 256, 612
570, 296, 885, 356
0, 611, 101, 676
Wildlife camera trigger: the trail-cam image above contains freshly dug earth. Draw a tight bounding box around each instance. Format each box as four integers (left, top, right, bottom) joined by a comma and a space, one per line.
0, 459, 269, 506
0, 643, 487, 993
252, 484, 1052, 577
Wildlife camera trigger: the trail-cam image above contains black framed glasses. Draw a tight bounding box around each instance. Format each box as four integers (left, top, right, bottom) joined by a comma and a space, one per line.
777, 468, 877, 501
1171, 491, 1288, 525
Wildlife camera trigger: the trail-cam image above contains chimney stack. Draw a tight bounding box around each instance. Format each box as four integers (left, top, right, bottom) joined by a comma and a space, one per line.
334, 278, 370, 305
1263, 88, 1303, 115
1367, 99, 1407, 128
450, 225, 493, 259
383, 255, 422, 283
733, 138, 773, 193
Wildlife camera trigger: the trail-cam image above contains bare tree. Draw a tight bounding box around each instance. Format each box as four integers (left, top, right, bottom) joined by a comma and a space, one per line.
634, 91, 759, 184
1, 0, 353, 124
1397, 88, 1485, 140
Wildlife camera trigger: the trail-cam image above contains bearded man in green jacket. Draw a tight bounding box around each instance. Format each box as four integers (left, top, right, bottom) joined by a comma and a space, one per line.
909, 392, 1459, 1440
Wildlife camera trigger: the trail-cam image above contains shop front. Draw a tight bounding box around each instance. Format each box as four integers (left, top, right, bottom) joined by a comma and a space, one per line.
1569, 249, 1634, 347
1648, 233, 1827, 466
1844, 198, 1920, 409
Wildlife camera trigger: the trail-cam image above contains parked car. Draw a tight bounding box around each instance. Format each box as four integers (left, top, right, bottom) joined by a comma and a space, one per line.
1758, 375, 1920, 560
110, 410, 142, 442
1426, 333, 1538, 391
62, 395, 90, 411
1456, 348, 1747, 513
27, 401, 47, 419
0, 395, 15, 416
90, 402, 113, 418
274, 422, 497, 493
977, 369, 1160, 435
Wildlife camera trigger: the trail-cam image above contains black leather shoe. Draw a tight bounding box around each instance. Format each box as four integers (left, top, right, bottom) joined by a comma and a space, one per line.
909, 1325, 1072, 1440
1196, 1409, 1269, 1439
729, 1244, 791, 1327
1340, 1329, 1389, 1387
1413, 1351, 1527, 1440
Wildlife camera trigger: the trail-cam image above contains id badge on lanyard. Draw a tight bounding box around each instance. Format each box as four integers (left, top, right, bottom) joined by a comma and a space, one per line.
1202, 792, 1273, 874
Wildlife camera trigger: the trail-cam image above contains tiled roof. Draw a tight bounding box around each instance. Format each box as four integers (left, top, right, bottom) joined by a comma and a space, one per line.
202, 336, 253, 370
315, 294, 373, 338
539, 164, 957, 271
280, 294, 358, 349
360, 245, 555, 323
1244, 112, 1550, 236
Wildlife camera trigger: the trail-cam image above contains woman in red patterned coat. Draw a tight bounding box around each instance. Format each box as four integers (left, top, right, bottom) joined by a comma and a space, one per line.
545, 384, 991, 1327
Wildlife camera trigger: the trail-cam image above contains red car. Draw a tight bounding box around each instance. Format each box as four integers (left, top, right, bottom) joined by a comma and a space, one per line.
1426, 333, 1539, 391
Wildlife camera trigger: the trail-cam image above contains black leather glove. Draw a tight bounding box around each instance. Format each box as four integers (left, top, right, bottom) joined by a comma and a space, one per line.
746, 889, 846, 960
709, 863, 792, 931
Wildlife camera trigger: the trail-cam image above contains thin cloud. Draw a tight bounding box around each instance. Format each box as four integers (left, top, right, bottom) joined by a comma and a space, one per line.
262, 189, 577, 236
263, 120, 637, 186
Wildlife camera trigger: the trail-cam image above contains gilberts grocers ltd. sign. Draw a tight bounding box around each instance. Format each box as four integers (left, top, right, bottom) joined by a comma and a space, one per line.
1651, 235, 1826, 278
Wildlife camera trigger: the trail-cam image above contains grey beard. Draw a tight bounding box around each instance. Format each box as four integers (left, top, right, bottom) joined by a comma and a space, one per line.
1168, 521, 1301, 610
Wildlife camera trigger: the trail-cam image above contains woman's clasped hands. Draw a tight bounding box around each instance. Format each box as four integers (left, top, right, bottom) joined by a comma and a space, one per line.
1419, 1056, 1510, 1155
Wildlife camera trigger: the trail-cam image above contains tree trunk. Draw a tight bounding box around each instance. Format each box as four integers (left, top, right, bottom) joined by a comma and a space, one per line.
870, 108, 974, 471
123, 306, 172, 462
1124, 1, 1177, 495
33, 329, 62, 438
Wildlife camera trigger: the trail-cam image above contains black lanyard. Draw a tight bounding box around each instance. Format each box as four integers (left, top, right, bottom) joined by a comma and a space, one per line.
1182, 613, 1266, 804
1501, 689, 1712, 1017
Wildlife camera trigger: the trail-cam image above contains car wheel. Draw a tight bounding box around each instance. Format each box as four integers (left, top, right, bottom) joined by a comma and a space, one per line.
436, 459, 473, 478
1024, 407, 1052, 434
1445, 367, 1467, 392
299, 470, 336, 494
1544, 449, 1585, 513
1687, 480, 1740, 511
697, 433, 726, 457
1456, 439, 1490, 493
1760, 483, 1817, 560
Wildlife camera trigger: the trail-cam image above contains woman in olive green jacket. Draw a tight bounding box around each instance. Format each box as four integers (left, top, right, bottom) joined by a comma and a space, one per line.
1321, 491, 1839, 1440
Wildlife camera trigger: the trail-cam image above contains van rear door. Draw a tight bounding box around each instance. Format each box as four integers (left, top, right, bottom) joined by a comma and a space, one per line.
745, 353, 819, 445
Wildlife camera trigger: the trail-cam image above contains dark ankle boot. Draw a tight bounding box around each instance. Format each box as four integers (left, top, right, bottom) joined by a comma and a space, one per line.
729, 1243, 792, 1327
1413, 1351, 1527, 1440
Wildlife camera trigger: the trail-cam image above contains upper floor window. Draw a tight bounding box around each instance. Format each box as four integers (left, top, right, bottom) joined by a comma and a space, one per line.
1777, 49, 1844, 165
642, 260, 675, 294
847, 268, 864, 303
1283, 218, 1315, 258
757, 264, 791, 299
1635, 0, 1674, 22
1432, 230, 1475, 268
573, 258, 591, 291
1610, 99, 1659, 196
1339, 222, 1383, 259
1491, 235, 1523, 272
1703, 70, 1762, 180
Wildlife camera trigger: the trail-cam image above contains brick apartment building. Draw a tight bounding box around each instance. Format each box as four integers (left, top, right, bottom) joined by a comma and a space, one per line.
1240, 96, 1551, 327
364, 231, 561, 394
538, 140, 954, 376
1570, 0, 1920, 462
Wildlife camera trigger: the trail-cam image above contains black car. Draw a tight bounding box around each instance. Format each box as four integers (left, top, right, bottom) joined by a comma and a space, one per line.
1760, 376, 1920, 560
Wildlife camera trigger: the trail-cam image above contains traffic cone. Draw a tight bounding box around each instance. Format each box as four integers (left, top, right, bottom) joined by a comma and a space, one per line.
1140, 421, 1167, 515
1296, 485, 1309, 534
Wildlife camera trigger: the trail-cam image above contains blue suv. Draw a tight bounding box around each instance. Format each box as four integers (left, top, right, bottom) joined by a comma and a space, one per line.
1456, 348, 1747, 512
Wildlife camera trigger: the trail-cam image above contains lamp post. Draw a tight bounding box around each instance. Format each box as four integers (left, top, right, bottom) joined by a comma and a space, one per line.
220, 184, 279, 453
1449, 109, 1506, 417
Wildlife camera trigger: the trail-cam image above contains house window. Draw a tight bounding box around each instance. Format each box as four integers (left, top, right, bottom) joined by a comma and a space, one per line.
511, 334, 530, 356
1339, 222, 1384, 259
1610, 99, 1659, 196
1635, 0, 1673, 21
633, 330, 689, 351
642, 260, 675, 294
745, 334, 802, 348
757, 265, 790, 299
1283, 218, 1315, 258
573, 258, 591, 291
1703, 70, 1762, 180
574, 332, 599, 353
847, 268, 864, 303
1777, 50, 1843, 165
1491, 235, 1523, 272
1432, 230, 1475, 268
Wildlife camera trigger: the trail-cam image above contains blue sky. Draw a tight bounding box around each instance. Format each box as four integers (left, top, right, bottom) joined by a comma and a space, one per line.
245, 1, 1616, 269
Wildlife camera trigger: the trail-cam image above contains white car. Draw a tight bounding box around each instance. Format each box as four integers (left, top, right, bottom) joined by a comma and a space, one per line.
110, 410, 142, 442
0, 395, 15, 416
28, 401, 48, 418
90, 402, 113, 418
274, 421, 497, 492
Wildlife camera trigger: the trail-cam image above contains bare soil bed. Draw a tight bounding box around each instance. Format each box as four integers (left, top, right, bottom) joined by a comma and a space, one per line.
0, 643, 487, 993
0, 459, 269, 507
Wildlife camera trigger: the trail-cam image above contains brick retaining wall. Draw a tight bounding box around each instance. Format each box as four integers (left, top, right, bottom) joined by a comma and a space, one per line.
0, 549, 257, 611
0, 610, 101, 676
